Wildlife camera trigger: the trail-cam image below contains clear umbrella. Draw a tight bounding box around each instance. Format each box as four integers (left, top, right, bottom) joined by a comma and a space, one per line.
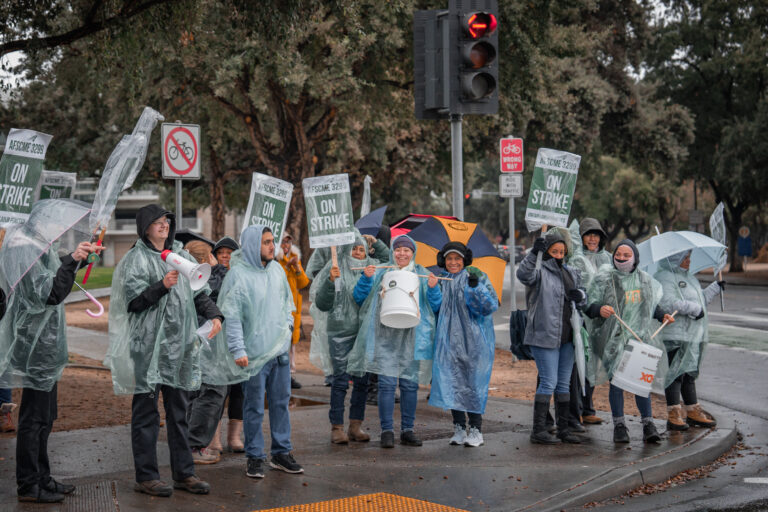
637, 231, 726, 276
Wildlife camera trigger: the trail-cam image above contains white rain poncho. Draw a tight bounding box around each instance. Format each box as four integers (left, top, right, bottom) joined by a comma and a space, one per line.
106, 237, 206, 395
429, 269, 497, 414
588, 254, 669, 394
346, 236, 441, 385
218, 225, 295, 378
0, 199, 91, 391
654, 253, 721, 385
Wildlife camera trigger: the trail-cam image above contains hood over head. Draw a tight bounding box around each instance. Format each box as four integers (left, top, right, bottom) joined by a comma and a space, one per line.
544, 230, 569, 255
579, 217, 607, 250
214, 236, 239, 254
240, 225, 270, 269
613, 238, 640, 272
136, 204, 176, 251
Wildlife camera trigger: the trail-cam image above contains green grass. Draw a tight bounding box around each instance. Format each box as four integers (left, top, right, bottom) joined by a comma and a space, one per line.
71, 266, 115, 291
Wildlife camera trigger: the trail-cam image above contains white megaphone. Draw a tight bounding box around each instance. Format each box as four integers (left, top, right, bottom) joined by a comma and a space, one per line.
160, 250, 211, 291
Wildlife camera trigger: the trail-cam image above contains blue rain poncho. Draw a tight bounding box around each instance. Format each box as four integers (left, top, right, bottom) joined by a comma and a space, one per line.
346, 235, 442, 384
429, 269, 497, 414
587, 259, 669, 394
218, 225, 295, 378
308, 233, 388, 376
654, 253, 722, 385
106, 238, 206, 394
0, 199, 91, 391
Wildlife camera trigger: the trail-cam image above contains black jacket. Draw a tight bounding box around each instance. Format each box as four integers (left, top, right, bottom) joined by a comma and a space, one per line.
46, 254, 79, 306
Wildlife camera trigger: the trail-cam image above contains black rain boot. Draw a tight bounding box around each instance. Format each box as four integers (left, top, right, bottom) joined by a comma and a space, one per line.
530, 394, 559, 445
556, 393, 583, 444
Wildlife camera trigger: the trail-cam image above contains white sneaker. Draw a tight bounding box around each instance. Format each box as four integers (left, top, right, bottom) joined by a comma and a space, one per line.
464, 426, 484, 447
449, 424, 467, 445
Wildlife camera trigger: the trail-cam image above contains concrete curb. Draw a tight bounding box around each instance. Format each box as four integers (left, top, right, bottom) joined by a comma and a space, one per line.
517, 423, 738, 512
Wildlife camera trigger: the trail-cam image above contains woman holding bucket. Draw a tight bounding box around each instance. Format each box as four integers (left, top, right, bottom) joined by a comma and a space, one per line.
517, 230, 588, 445
430, 242, 498, 447
347, 235, 442, 449
584, 240, 675, 444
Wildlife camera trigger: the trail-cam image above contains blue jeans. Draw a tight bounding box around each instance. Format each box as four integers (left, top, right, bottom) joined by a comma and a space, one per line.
531, 343, 574, 395
329, 373, 369, 425
0, 388, 11, 405
609, 384, 652, 418
378, 376, 418, 432
242, 354, 292, 460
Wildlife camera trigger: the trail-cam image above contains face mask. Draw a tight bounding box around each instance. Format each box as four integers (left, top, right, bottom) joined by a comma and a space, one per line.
614, 256, 635, 272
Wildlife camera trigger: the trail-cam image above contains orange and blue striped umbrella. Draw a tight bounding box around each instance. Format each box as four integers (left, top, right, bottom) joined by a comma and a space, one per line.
408, 217, 505, 301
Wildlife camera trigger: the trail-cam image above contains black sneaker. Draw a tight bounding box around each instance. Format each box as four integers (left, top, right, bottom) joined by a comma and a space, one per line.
270, 452, 304, 474
613, 423, 630, 443
643, 422, 662, 444
246, 457, 265, 478
380, 431, 395, 448
42, 478, 76, 495
291, 377, 302, 389
17, 485, 64, 503
400, 430, 423, 447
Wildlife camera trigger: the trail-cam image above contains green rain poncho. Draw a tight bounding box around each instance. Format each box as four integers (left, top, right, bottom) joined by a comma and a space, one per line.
106, 237, 206, 394
218, 225, 295, 378
654, 253, 722, 385
587, 241, 669, 394
308, 233, 386, 376
346, 235, 441, 385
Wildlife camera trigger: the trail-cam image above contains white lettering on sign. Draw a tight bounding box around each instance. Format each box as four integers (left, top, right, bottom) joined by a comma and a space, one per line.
531, 189, 571, 210
250, 216, 281, 233
262, 202, 275, 217
0, 183, 34, 207
310, 213, 351, 232
545, 174, 563, 190
320, 199, 337, 214
10, 163, 29, 183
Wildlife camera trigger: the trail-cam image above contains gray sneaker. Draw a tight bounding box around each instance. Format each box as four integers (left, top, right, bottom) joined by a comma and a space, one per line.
192, 447, 220, 465
449, 424, 467, 445
464, 426, 484, 447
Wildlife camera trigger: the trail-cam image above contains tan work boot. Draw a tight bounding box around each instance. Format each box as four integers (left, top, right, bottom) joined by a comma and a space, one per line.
331, 424, 349, 444
685, 403, 717, 428
666, 405, 689, 431
347, 419, 370, 442
227, 419, 244, 452
207, 420, 223, 454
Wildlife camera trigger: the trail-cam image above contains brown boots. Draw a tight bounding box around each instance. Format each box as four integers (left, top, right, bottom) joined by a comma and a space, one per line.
348, 420, 370, 442
331, 424, 349, 444
685, 403, 717, 428
227, 419, 245, 452
207, 420, 223, 453
666, 405, 689, 431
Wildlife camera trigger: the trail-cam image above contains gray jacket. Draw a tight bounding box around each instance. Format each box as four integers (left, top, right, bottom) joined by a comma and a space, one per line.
517, 251, 586, 349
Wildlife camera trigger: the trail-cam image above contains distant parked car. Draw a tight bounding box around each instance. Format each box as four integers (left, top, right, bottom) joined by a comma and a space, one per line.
494, 244, 510, 262
514, 245, 525, 264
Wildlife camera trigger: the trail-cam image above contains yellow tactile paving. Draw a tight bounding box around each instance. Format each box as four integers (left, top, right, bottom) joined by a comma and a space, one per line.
254, 492, 469, 512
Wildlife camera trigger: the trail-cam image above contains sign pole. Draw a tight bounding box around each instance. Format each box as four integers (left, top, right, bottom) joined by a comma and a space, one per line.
451, 113, 464, 221
175, 179, 182, 230
509, 196, 517, 311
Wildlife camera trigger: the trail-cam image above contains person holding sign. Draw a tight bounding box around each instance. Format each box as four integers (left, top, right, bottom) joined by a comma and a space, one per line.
430, 242, 498, 448
654, 251, 723, 431
583, 240, 675, 444
517, 231, 587, 445
277, 233, 311, 390
347, 235, 442, 449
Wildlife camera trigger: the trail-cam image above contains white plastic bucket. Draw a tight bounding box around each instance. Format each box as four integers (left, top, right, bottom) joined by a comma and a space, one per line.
611, 339, 663, 398
379, 270, 420, 329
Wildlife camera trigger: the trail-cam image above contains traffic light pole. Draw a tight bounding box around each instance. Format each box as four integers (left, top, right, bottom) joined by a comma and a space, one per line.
451, 113, 464, 220
509, 196, 516, 311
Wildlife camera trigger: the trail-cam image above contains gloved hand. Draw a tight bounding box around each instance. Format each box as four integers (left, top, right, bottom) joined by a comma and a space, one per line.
466, 266, 483, 287
532, 237, 547, 255
566, 289, 583, 302
717, 280, 726, 291
694, 309, 705, 320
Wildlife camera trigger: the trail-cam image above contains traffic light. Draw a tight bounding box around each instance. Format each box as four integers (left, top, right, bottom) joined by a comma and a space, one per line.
450, 0, 498, 115
464, 192, 471, 206
414, 9, 450, 120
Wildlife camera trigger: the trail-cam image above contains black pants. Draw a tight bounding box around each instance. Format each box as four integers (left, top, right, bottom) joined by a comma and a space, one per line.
16, 385, 57, 494
581, 382, 596, 416
187, 384, 227, 449
227, 383, 244, 421
568, 363, 583, 425
451, 410, 482, 431
664, 348, 698, 406
131, 385, 195, 483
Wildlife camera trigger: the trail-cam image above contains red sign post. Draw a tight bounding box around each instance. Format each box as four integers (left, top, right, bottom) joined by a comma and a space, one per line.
500, 137, 524, 173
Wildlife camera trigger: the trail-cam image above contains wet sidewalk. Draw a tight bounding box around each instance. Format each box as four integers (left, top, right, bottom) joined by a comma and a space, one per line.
0, 369, 736, 512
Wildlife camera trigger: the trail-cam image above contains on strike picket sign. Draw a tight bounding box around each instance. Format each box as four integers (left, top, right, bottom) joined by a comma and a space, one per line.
242, 172, 294, 243
0, 129, 53, 224
524, 148, 581, 231
38, 170, 77, 200
302, 174, 355, 248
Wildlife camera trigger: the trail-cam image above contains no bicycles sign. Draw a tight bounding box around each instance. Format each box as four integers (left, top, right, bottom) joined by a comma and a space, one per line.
161, 123, 201, 180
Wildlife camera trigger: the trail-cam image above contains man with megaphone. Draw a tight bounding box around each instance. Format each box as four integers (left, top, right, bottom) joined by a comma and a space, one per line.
107, 204, 223, 498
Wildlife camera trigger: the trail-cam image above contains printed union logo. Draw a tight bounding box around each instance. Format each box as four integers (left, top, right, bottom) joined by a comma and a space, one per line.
447, 222, 469, 231
388, 280, 397, 288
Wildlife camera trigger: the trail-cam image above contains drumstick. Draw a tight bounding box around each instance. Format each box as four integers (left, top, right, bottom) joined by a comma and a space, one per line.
650, 310, 678, 340
612, 312, 643, 343
350, 265, 397, 270
417, 274, 452, 281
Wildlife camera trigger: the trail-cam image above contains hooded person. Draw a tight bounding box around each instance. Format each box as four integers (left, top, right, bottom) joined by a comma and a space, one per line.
106, 204, 223, 498
0, 200, 102, 503
517, 230, 588, 445
584, 239, 676, 444
655, 251, 723, 431
309, 233, 381, 444
217, 224, 303, 479
347, 234, 442, 448
429, 242, 498, 448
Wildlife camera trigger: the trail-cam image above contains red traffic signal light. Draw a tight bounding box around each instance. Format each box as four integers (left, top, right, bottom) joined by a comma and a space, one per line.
463, 12, 497, 39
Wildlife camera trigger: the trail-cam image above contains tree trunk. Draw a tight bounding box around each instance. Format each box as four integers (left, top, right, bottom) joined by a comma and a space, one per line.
726, 212, 744, 273
208, 146, 226, 240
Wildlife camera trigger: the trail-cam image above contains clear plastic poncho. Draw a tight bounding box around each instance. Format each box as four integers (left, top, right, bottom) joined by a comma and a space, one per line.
346, 239, 438, 385
106, 239, 205, 394
567, 219, 612, 290
308, 234, 379, 376
587, 265, 669, 394
217, 225, 295, 378
655, 256, 710, 385
0, 199, 91, 391
429, 269, 498, 414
